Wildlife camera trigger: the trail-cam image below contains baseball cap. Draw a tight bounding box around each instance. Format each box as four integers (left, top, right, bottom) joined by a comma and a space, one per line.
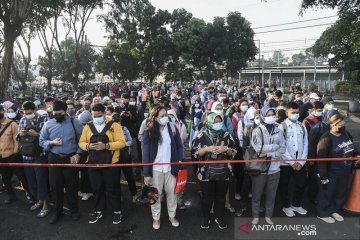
309, 93, 320, 100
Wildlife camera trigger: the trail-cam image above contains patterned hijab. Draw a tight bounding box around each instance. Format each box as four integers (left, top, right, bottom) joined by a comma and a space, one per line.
203, 112, 225, 139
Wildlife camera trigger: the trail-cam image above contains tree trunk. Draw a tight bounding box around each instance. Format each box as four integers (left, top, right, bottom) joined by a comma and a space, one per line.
0, 35, 16, 101
46, 52, 53, 90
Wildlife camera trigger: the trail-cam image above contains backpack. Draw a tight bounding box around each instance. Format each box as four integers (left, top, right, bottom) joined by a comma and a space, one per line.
203, 133, 230, 181
88, 121, 114, 164
19, 119, 42, 157
281, 121, 305, 139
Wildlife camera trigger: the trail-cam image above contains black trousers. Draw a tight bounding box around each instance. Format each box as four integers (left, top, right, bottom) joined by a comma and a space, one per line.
0, 155, 30, 198
279, 165, 308, 208
48, 153, 79, 216
120, 151, 137, 196
307, 162, 318, 202
317, 174, 350, 218
239, 172, 252, 209
79, 154, 92, 193
200, 180, 229, 221
89, 167, 122, 212
23, 155, 49, 201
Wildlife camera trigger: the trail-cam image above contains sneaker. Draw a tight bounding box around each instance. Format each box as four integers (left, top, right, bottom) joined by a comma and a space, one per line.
215, 218, 228, 229
235, 194, 241, 200
265, 217, 274, 225
318, 216, 335, 224
89, 211, 102, 224
153, 220, 160, 230
235, 208, 246, 217
30, 202, 42, 211
169, 217, 179, 227
282, 207, 295, 217
178, 202, 186, 210
37, 209, 50, 218
331, 213, 344, 222
251, 218, 259, 225
226, 206, 235, 213
113, 211, 122, 224
81, 193, 93, 201
291, 206, 307, 215
132, 191, 142, 204
201, 219, 210, 229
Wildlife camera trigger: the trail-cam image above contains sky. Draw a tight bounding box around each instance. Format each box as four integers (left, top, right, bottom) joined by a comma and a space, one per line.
24, 0, 338, 64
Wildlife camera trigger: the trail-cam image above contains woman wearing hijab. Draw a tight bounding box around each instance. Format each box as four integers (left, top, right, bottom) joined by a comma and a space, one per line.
7, 106, 22, 123
210, 101, 234, 135
250, 106, 286, 225
192, 113, 237, 230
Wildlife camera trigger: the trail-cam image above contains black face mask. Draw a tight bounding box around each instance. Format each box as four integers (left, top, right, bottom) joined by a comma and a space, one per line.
0, 113, 4, 120
54, 114, 66, 123
338, 126, 346, 133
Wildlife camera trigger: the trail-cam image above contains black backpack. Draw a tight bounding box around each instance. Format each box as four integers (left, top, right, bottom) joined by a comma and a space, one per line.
19, 119, 42, 157
88, 121, 114, 164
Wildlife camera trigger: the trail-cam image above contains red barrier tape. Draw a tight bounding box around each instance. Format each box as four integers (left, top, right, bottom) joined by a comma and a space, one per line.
0, 157, 359, 168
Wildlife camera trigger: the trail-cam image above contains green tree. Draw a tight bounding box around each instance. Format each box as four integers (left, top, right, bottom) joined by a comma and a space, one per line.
95, 40, 140, 81
302, 0, 360, 83
0, 0, 62, 101
38, 37, 96, 85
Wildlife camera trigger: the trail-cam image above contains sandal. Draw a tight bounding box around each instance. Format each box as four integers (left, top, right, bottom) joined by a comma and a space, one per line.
37, 209, 50, 218
30, 202, 42, 211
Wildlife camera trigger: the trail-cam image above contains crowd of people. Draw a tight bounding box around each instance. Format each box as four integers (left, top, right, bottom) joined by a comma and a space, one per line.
0, 81, 359, 230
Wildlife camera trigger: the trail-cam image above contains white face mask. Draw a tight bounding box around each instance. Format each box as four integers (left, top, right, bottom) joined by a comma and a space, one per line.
129, 101, 136, 106
144, 113, 149, 118
264, 116, 276, 125
159, 116, 169, 126
7, 112, 17, 119
254, 119, 261, 126
290, 113, 300, 122
195, 103, 200, 108
215, 110, 223, 116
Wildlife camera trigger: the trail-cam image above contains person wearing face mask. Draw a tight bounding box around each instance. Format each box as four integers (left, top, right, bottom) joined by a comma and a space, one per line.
316, 114, 360, 223
0, 104, 31, 205
321, 96, 335, 120
210, 102, 234, 136
6, 106, 22, 122
18, 101, 50, 217
39, 101, 83, 224
78, 97, 93, 124
142, 105, 184, 230
79, 104, 126, 225
302, 101, 324, 203
278, 102, 309, 218
300, 92, 320, 121
44, 97, 54, 118
192, 113, 237, 230
235, 110, 261, 217
250, 106, 286, 225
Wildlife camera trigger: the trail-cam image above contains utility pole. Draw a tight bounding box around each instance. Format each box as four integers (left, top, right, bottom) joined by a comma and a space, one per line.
255, 39, 261, 84
261, 55, 265, 88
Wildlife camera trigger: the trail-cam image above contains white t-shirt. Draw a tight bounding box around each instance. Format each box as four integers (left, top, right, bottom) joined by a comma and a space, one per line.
153, 125, 172, 173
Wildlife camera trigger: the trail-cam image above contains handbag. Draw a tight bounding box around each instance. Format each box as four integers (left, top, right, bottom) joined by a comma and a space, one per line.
244, 127, 271, 176
174, 167, 188, 194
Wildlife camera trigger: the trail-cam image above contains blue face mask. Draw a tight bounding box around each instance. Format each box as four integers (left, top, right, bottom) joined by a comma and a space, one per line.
159, 116, 169, 126
326, 104, 334, 111
213, 122, 223, 131
94, 116, 105, 125
240, 105, 249, 112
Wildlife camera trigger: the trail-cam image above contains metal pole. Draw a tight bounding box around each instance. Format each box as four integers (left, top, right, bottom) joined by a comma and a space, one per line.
258, 40, 261, 84
261, 55, 265, 88
328, 67, 331, 91
314, 57, 317, 82
303, 70, 306, 89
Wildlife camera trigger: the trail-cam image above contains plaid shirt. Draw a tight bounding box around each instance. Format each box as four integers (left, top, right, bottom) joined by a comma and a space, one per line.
18, 114, 48, 161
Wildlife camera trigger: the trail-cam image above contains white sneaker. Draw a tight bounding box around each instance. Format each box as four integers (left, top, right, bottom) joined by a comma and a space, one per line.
251, 218, 259, 225
265, 217, 274, 225
153, 220, 160, 230
169, 217, 179, 227
318, 216, 335, 224
331, 213, 344, 222
81, 193, 93, 201
282, 207, 295, 217
291, 206, 307, 215
235, 194, 241, 200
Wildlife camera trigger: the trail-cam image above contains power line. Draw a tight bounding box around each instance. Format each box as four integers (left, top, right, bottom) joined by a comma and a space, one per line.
261, 39, 317, 44
255, 22, 335, 34
261, 47, 311, 53
253, 15, 337, 29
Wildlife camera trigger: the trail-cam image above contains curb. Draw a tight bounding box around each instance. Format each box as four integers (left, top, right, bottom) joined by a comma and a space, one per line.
349, 115, 360, 124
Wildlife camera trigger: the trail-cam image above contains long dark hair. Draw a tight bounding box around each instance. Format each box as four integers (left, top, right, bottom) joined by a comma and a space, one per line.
146, 105, 165, 143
